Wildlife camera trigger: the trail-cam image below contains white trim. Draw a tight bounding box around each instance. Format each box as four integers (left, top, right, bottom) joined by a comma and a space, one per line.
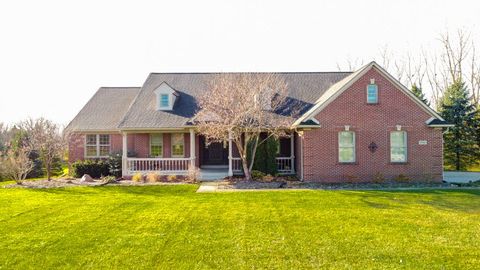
390, 131, 408, 163
149, 133, 164, 158
189, 129, 195, 167
84, 134, 111, 158
338, 131, 356, 163
171, 133, 185, 158
294, 61, 445, 127
366, 83, 378, 104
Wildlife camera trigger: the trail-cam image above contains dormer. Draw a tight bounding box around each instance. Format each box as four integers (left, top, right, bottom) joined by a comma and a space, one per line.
154, 82, 178, 111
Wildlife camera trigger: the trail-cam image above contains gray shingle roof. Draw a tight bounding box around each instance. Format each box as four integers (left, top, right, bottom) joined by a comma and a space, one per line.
118, 72, 352, 129
66, 87, 141, 131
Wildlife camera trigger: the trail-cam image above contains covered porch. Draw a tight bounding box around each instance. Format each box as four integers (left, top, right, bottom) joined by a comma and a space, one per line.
121, 129, 296, 179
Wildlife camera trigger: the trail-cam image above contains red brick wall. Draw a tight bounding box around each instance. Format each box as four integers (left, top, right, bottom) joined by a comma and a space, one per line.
302, 68, 443, 182
68, 132, 195, 161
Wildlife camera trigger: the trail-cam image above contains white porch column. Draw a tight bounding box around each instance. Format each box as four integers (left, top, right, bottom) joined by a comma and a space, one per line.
290, 132, 295, 173
228, 130, 233, 177
122, 133, 128, 176
190, 129, 195, 168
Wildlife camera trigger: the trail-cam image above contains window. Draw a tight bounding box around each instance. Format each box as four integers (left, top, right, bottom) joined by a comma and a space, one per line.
367, 84, 378, 104
390, 131, 407, 162
171, 133, 184, 157
150, 134, 163, 157
85, 134, 110, 157
338, 131, 355, 163
160, 94, 169, 107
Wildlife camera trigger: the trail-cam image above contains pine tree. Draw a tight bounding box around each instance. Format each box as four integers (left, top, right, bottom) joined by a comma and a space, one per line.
440, 80, 478, 170
411, 84, 430, 106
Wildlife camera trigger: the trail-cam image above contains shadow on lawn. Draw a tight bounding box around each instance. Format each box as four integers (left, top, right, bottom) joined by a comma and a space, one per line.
353, 189, 480, 213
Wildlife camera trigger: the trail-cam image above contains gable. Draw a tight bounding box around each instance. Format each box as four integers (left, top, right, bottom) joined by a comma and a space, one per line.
294, 62, 446, 127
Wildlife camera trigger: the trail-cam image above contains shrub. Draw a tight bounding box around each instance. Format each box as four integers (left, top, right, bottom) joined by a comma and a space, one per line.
186, 165, 200, 183
262, 174, 274, 182
72, 159, 109, 178
394, 174, 410, 183
251, 170, 266, 180
101, 175, 117, 184
167, 175, 177, 182
247, 136, 278, 176
372, 172, 386, 183
146, 172, 161, 183
132, 173, 144, 182
108, 152, 122, 178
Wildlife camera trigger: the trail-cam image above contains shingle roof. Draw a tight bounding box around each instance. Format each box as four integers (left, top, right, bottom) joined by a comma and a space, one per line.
66, 87, 141, 131
118, 72, 351, 129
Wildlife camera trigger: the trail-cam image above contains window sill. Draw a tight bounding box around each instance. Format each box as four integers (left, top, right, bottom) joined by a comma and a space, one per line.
389, 162, 409, 165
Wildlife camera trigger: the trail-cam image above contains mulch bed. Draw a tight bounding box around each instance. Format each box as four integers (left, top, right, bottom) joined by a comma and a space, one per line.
3, 178, 193, 189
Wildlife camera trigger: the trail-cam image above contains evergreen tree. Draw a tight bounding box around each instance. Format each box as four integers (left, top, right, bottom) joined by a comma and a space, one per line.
440, 80, 478, 170
411, 84, 430, 106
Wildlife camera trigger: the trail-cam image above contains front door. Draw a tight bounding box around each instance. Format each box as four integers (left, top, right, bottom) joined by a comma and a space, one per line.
200, 137, 228, 165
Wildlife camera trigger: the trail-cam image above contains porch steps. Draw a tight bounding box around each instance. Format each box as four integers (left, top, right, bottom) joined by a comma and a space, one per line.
199, 168, 229, 181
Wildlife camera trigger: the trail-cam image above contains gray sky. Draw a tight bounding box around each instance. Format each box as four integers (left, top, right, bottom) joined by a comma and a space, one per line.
0, 0, 478, 125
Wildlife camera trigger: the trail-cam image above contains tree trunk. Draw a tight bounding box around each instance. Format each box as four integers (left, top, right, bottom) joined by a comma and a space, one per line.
248, 134, 259, 172
46, 162, 51, 181
241, 157, 252, 181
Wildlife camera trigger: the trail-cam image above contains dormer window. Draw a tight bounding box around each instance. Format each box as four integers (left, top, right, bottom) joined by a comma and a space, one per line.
367, 80, 378, 104
160, 94, 169, 107
154, 82, 178, 111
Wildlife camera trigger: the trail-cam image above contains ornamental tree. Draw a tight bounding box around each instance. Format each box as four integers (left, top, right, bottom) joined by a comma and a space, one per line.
194, 73, 296, 181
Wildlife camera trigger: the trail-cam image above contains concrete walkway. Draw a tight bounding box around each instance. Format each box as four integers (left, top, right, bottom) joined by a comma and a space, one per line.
444, 171, 480, 183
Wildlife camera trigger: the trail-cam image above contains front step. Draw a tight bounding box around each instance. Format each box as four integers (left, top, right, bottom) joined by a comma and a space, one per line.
199, 169, 229, 181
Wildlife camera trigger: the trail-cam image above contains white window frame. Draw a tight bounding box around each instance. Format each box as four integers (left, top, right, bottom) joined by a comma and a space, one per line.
150, 134, 164, 157
338, 131, 356, 163
390, 131, 408, 163
171, 133, 185, 157
366, 84, 378, 104
160, 94, 169, 108
84, 134, 110, 158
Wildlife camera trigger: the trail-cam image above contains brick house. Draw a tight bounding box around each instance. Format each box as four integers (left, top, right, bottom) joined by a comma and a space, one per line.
66, 62, 452, 181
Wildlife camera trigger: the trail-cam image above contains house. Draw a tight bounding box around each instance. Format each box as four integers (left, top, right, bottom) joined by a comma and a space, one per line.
66, 62, 452, 182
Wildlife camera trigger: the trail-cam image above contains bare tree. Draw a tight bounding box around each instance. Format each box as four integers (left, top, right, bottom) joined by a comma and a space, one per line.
20, 118, 65, 180
0, 147, 34, 184
194, 73, 295, 181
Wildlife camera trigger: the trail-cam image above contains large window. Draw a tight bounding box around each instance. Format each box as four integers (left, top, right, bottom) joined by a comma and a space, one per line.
390, 131, 407, 162
171, 133, 184, 157
160, 94, 169, 107
85, 134, 110, 158
150, 134, 163, 157
338, 131, 355, 163
367, 84, 378, 104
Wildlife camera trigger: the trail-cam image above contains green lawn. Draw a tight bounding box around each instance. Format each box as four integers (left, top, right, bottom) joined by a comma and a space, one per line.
0, 185, 479, 269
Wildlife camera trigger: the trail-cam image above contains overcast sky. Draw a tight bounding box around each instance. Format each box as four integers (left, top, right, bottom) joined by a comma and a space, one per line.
0, 0, 479, 125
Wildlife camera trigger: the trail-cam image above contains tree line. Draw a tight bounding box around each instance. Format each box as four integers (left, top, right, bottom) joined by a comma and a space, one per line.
0, 119, 65, 183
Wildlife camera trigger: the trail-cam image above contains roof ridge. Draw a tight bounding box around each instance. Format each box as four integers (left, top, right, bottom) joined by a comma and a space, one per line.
147, 71, 353, 75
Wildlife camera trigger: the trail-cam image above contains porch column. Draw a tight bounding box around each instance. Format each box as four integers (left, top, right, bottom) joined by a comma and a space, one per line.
228, 130, 233, 176
190, 129, 195, 167
290, 132, 295, 173
122, 132, 128, 176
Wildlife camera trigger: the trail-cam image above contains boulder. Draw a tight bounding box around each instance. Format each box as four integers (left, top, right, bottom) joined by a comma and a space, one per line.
80, 174, 94, 182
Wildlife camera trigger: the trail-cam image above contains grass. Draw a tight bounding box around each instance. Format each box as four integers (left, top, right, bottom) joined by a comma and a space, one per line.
0, 185, 479, 269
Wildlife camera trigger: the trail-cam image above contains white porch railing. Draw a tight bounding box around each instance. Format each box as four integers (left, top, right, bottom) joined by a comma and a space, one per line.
126, 158, 193, 174
231, 157, 294, 175
232, 158, 242, 174
276, 157, 294, 174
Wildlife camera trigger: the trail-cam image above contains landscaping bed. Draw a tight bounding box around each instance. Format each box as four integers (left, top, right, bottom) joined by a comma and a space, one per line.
3, 178, 193, 189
